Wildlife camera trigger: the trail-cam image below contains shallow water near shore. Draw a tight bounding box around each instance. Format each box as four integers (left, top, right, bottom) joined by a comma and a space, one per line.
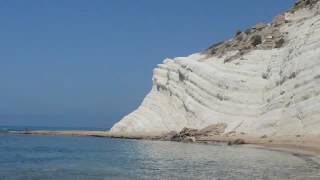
0, 134, 320, 180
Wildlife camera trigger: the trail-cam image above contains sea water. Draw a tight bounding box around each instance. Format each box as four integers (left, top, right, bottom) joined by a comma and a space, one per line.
0, 133, 320, 180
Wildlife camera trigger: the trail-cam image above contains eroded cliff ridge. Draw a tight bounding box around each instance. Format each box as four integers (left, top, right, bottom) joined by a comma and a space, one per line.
111, 0, 320, 137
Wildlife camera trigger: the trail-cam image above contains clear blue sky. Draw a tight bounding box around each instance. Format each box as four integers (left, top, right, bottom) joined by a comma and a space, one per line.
0, 0, 295, 129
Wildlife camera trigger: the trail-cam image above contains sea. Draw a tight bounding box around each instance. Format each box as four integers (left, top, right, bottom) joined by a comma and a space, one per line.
0, 126, 320, 180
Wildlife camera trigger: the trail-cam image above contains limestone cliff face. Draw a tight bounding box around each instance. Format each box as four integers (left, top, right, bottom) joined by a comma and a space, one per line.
111, 1, 320, 136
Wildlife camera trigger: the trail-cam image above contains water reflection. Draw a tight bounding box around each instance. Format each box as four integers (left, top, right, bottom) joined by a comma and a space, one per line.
0, 134, 319, 180
132, 140, 320, 179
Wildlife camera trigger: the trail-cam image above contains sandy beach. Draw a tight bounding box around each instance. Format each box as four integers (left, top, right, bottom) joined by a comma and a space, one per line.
12, 130, 320, 157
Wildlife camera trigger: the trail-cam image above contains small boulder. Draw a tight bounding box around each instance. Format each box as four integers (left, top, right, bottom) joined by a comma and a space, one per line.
235, 32, 246, 41
274, 37, 285, 48
235, 30, 242, 37
250, 35, 262, 46
272, 15, 286, 27
180, 127, 198, 137
233, 138, 246, 144
266, 35, 273, 39
254, 23, 268, 31
228, 138, 246, 145
170, 127, 199, 141
245, 28, 252, 35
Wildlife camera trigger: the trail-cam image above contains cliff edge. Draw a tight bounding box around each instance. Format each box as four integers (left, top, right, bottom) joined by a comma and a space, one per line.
111, 0, 320, 138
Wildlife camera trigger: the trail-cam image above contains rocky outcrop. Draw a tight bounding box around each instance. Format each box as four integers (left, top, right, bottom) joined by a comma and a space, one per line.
170, 128, 198, 142
289, 0, 320, 13
161, 123, 227, 142
111, 1, 320, 138
207, 19, 286, 63
228, 139, 246, 146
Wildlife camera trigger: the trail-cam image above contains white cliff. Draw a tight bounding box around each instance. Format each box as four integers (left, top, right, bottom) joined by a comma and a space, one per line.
111, 1, 320, 137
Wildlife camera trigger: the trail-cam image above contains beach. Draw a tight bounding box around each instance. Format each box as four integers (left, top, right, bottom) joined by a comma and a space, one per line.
14, 130, 320, 157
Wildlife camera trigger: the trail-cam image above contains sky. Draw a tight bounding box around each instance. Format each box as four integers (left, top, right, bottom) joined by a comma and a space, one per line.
0, 0, 296, 129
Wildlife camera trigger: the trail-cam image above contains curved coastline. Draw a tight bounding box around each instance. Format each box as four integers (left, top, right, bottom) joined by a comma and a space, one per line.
9, 130, 320, 157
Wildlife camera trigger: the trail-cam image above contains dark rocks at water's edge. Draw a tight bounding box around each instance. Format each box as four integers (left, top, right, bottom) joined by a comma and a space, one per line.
170, 128, 198, 142
227, 139, 246, 146
158, 123, 246, 145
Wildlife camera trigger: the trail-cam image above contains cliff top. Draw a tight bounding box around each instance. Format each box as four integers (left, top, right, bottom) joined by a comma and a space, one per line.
205, 0, 320, 63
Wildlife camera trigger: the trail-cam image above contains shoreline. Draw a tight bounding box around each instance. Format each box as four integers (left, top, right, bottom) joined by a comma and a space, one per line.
7, 130, 320, 157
